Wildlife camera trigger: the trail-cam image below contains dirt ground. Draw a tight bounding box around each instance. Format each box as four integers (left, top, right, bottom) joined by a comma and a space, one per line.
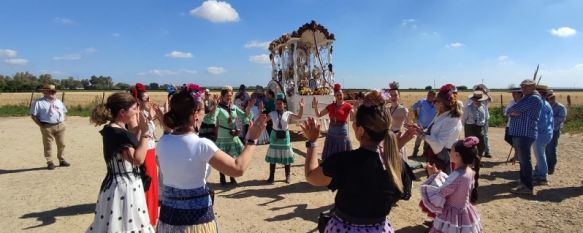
1, 116, 583, 233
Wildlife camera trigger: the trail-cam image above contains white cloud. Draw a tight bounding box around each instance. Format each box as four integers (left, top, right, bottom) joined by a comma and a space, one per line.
112, 33, 121, 37
53, 54, 82, 61
550, 27, 577, 37
575, 64, 583, 70
0, 49, 17, 58
138, 69, 198, 76
165, 51, 193, 58
249, 54, 270, 64
207, 66, 226, 74
401, 19, 416, 26
4, 58, 28, 65
84, 47, 97, 54
244, 40, 270, 49
446, 42, 465, 48
190, 0, 240, 23
54, 17, 74, 25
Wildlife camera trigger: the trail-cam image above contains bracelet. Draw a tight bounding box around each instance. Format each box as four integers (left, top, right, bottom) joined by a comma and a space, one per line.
246, 139, 257, 145
305, 141, 317, 148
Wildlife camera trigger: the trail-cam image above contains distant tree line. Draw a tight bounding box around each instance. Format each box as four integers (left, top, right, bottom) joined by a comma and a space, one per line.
0, 72, 165, 92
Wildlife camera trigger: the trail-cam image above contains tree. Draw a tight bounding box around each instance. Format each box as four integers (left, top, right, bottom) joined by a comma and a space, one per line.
115, 82, 130, 90
149, 82, 159, 90
424, 85, 432, 90
457, 85, 468, 91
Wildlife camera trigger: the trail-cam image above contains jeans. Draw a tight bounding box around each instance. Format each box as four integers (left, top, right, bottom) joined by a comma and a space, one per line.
533, 133, 552, 180
546, 130, 561, 172
513, 136, 535, 190
483, 121, 491, 155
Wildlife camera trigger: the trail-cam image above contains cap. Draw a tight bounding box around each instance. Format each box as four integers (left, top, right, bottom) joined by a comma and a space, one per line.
520, 79, 536, 86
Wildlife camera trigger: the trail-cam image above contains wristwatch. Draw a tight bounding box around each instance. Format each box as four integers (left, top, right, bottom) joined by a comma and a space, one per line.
305, 140, 317, 148
246, 139, 257, 145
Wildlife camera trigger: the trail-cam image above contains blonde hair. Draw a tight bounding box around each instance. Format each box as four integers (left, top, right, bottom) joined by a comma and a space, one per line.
90, 93, 136, 126
356, 90, 404, 192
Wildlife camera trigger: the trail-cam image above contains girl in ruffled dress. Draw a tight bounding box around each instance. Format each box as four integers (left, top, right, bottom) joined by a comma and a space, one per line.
420, 136, 483, 233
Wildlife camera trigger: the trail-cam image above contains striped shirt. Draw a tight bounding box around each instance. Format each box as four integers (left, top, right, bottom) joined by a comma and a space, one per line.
507, 92, 543, 139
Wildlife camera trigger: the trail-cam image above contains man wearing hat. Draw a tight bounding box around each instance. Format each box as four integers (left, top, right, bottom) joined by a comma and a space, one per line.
473, 84, 493, 158
507, 79, 543, 195
545, 90, 567, 175
29, 84, 69, 170
531, 84, 554, 185
462, 90, 488, 201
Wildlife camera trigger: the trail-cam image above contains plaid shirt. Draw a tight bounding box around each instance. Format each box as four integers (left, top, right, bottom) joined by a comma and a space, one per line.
508, 92, 543, 139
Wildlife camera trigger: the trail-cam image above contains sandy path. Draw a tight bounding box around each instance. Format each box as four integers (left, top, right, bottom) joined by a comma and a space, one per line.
1, 116, 582, 232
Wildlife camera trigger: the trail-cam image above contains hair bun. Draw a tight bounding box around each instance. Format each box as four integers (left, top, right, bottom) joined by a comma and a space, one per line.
363, 90, 385, 107
389, 81, 399, 90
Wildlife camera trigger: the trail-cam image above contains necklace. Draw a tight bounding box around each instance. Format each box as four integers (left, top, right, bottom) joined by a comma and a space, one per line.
110, 122, 126, 129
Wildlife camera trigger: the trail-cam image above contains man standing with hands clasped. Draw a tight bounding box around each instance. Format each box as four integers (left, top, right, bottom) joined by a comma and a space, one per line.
30, 84, 70, 170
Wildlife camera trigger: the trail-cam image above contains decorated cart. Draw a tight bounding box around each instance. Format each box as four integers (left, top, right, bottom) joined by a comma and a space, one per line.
266, 20, 336, 126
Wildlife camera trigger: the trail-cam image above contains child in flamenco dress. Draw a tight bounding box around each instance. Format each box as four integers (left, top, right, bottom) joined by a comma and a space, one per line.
419, 136, 483, 233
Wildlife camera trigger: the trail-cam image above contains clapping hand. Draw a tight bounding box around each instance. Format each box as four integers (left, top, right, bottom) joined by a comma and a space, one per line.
300, 117, 321, 142
299, 98, 305, 108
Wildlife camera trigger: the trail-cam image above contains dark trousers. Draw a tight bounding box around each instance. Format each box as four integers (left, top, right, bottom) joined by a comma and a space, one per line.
546, 130, 561, 171
464, 124, 485, 156
513, 136, 536, 189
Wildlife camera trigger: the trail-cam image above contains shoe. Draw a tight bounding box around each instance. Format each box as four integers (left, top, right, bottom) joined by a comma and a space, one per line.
266, 177, 274, 184
285, 176, 290, 184
47, 162, 56, 170
548, 168, 555, 175
59, 160, 71, 167
533, 179, 548, 186
484, 154, 492, 158
510, 184, 533, 195
230, 177, 237, 185
220, 175, 227, 186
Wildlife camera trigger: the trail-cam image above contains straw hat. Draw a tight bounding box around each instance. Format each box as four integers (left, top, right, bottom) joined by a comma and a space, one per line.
38, 84, 57, 92
468, 90, 488, 101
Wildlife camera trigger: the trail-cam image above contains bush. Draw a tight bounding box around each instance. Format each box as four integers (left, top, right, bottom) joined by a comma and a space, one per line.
488, 105, 583, 134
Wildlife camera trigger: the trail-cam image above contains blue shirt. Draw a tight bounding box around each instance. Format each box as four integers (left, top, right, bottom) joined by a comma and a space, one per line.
551, 102, 567, 131
29, 97, 67, 124
537, 100, 553, 137
508, 92, 543, 139
411, 99, 436, 128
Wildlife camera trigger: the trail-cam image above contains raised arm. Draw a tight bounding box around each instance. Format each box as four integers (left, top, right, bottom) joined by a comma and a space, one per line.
312, 96, 328, 118
290, 98, 304, 120
300, 117, 331, 186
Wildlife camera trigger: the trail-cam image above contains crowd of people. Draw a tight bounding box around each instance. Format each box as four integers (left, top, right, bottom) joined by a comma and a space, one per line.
27, 79, 569, 233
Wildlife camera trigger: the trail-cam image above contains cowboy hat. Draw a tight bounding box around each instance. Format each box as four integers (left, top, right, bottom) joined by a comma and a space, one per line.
38, 84, 57, 92
468, 90, 488, 101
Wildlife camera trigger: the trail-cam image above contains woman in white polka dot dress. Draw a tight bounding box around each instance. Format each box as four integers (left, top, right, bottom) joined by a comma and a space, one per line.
86, 93, 155, 233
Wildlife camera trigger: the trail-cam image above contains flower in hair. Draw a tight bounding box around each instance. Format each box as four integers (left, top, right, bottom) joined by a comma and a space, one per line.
135, 83, 146, 92
185, 83, 204, 102
373, 89, 390, 101
463, 136, 480, 148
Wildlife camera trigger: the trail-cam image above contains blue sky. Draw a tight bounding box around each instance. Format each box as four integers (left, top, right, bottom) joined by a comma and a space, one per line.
0, 0, 582, 89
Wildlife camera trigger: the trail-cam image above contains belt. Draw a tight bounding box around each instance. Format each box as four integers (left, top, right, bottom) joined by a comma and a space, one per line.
41, 122, 61, 126
334, 208, 386, 225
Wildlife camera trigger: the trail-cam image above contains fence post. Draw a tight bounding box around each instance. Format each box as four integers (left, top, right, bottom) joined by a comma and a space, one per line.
102, 92, 105, 103
61, 92, 66, 103
500, 94, 503, 109
567, 95, 572, 108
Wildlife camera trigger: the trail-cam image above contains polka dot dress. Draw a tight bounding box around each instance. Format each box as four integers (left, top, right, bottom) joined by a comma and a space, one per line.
86, 162, 154, 233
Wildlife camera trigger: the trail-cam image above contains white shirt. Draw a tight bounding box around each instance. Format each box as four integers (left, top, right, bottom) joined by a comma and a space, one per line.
156, 133, 219, 189
29, 97, 67, 123
269, 111, 292, 130
425, 111, 462, 154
